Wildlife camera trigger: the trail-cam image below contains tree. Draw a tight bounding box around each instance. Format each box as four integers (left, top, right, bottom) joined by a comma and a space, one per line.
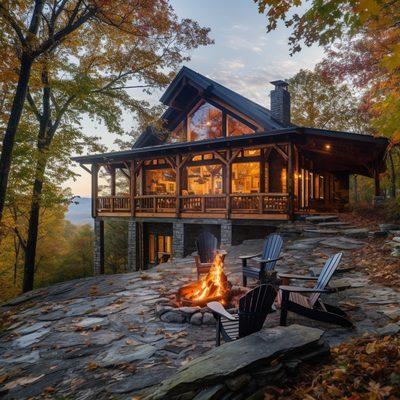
0, 0, 211, 232
1, 1, 212, 292
288, 67, 368, 132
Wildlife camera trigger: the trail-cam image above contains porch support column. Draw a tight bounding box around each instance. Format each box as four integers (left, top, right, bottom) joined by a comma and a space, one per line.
94, 218, 104, 275
91, 164, 99, 218
221, 220, 232, 248
287, 142, 295, 220
110, 166, 116, 196
127, 218, 137, 272
373, 165, 384, 207
172, 222, 184, 259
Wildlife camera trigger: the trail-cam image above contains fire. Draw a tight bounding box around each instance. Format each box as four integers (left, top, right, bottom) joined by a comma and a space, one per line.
177, 252, 231, 307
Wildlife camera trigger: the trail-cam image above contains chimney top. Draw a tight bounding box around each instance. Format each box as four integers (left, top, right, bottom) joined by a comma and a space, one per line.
270, 80, 288, 89
270, 80, 290, 127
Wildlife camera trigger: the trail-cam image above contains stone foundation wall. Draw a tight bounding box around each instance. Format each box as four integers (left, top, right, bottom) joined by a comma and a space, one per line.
127, 219, 136, 272
93, 219, 104, 275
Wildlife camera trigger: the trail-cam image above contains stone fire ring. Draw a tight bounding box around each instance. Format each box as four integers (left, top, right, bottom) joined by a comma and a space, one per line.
155, 302, 218, 326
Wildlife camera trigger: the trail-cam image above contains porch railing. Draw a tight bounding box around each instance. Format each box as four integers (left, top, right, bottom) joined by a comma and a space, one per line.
230, 193, 289, 213
96, 193, 289, 215
135, 195, 176, 213
180, 194, 226, 212
97, 196, 131, 212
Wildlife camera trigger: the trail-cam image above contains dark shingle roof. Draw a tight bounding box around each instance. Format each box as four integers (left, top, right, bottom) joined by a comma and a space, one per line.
160, 66, 284, 130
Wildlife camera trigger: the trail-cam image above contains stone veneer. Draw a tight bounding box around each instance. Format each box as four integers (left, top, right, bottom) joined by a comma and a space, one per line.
127, 218, 136, 272
93, 218, 104, 275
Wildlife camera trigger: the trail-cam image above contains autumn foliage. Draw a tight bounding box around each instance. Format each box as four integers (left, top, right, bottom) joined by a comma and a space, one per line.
264, 334, 400, 400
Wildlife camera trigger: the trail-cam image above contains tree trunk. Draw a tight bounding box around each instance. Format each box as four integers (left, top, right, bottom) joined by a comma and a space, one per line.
388, 150, 396, 199
23, 67, 51, 292
0, 54, 33, 230
23, 157, 48, 292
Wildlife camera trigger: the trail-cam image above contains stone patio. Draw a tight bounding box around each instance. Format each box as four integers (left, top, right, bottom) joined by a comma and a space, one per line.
0, 219, 399, 399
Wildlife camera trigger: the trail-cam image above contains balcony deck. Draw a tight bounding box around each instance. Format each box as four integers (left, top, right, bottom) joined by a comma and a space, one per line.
96, 193, 289, 220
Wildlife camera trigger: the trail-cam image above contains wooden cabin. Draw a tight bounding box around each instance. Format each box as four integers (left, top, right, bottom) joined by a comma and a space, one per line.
73, 67, 389, 272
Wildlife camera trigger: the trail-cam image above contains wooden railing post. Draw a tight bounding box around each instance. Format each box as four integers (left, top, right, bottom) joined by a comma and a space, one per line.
130, 160, 136, 216
287, 143, 295, 220
258, 194, 263, 214
175, 154, 181, 216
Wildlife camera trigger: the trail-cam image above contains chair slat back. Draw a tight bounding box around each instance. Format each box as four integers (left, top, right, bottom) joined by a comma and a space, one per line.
262, 233, 283, 270
309, 252, 343, 307
238, 284, 276, 338
196, 232, 218, 263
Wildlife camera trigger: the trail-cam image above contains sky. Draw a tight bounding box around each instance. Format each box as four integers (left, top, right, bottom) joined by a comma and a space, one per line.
68, 0, 324, 196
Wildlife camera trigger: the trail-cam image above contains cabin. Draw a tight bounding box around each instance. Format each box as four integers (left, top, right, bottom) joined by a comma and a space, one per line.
73, 66, 389, 273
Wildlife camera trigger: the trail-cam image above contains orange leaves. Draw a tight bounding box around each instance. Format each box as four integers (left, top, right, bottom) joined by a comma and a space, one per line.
264, 333, 400, 399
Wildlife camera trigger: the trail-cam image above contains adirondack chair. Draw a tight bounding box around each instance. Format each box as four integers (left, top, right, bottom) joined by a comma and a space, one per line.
195, 232, 227, 279
207, 284, 277, 346
240, 233, 283, 287
277, 252, 353, 328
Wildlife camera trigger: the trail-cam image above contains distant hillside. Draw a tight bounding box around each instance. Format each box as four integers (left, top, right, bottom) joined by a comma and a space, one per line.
66, 197, 92, 225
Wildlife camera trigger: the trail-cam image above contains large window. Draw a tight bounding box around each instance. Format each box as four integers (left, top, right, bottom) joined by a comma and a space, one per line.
188, 102, 223, 141
144, 168, 176, 194
227, 115, 254, 136
232, 162, 260, 193
167, 120, 186, 143
186, 164, 223, 195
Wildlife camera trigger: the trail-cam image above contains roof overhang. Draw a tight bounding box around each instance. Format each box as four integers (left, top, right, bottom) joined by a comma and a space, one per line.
72, 127, 389, 178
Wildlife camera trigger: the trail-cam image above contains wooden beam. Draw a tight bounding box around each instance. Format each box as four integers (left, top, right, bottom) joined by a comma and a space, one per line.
91, 164, 99, 218
110, 166, 116, 197
273, 144, 288, 161
287, 143, 295, 220
212, 150, 228, 165
130, 161, 136, 216
79, 164, 92, 175
175, 154, 181, 215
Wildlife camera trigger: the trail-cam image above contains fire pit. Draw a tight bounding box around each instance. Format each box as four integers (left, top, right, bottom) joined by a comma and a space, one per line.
176, 252, 232, 307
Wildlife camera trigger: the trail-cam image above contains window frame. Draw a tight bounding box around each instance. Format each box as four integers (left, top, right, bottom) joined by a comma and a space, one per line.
168, 99, 257, 143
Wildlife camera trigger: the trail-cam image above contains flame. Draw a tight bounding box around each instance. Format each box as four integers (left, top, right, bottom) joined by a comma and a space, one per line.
178, 252, 231, 306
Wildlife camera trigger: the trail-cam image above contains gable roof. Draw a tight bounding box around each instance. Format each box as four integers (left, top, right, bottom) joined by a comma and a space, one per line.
160, 66, 285, 131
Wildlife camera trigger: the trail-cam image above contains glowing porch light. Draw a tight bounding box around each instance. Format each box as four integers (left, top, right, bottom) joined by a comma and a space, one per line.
325, 144, 331, 150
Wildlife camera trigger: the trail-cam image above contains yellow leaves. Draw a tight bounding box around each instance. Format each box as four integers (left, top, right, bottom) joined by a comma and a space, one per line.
86, 361, 99, 371
365, 341, 376, 354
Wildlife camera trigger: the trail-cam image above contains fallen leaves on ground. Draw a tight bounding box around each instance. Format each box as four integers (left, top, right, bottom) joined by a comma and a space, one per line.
264, 333, 400, 400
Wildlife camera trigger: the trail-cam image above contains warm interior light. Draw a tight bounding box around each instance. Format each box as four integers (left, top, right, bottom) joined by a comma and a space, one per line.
325, 144, 331, 150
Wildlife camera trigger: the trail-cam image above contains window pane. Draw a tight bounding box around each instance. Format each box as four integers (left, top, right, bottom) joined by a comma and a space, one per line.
189, 102, 223, 141
187, 164, 223, 195
167, 120, 186, 143
227, 115, 254, 136
232, 162, 260, 193
144, 168, 176, 194
243, 149, 260, 157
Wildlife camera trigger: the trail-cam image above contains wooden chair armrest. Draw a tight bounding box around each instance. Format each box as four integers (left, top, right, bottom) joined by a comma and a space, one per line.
239, 253, 262, 260
279, 285, 330, 294
253, 256, 283, 264
198, 262, 212, 268
278, 273, 318, 281
207, 301, 236, 321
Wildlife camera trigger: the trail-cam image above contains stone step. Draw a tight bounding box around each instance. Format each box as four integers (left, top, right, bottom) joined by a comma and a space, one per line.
305, 215, 339, 224
316, 221, 355, 229
303, 229, 340, 237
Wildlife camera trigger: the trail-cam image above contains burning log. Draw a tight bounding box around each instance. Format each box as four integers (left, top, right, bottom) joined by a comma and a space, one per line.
177, 252, 231, 307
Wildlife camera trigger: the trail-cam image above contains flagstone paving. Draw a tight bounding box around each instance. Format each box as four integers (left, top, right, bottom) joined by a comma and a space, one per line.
0, 220, 399, 399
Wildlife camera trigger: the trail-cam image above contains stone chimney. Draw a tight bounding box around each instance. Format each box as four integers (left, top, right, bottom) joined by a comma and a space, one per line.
270, 80, 290, 127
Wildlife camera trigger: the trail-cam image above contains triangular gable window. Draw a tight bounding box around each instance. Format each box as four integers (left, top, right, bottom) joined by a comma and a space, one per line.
188, 102, 223, 141
227, 114, 254, 136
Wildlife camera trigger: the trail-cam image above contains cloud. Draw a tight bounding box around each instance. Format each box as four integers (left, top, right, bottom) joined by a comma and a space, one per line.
209, 59, 315, 106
